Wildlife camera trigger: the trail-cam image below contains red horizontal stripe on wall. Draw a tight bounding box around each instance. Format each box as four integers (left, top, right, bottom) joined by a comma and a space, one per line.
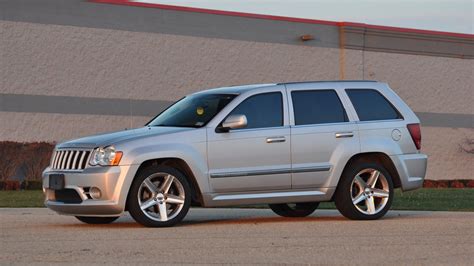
91, 0, 473, 39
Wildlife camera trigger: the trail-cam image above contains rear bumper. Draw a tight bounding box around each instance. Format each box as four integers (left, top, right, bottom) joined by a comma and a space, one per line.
390, 153, 428, 191
42, 164, 139, 217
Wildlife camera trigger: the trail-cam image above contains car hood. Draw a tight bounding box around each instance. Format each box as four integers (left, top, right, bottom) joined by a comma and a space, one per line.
57, 126, 193, 149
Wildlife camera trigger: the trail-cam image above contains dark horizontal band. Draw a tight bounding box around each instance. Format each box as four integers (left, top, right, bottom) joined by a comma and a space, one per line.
0, 93, 171, 117
210, 166, 331, 178
415, 112, 473, 129
0, 93, 472, 128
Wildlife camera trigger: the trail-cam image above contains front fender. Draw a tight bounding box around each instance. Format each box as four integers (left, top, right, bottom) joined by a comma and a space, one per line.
120, 142, 210, 195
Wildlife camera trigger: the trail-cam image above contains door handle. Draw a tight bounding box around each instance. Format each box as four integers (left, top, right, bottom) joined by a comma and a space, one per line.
266, 136, 286, 143
335, 132, 354, 138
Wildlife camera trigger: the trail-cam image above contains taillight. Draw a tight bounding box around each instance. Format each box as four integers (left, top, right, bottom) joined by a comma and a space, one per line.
407, 123, 421, 150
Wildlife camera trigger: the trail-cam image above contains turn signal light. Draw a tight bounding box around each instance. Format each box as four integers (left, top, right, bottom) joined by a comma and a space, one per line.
112, 152, 123, 166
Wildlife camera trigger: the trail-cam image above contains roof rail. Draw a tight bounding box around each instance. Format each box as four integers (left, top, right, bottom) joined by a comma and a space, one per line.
277, 80, 377, 85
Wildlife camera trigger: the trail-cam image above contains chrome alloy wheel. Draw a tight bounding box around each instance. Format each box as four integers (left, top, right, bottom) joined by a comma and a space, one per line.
138, 173, 185, 222
350, 168, 390, 215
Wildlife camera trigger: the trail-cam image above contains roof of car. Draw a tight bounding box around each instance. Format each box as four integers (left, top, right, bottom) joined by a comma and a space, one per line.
193, 83, 276, 95
193, 80, 379, 95
278, 80, 377, 85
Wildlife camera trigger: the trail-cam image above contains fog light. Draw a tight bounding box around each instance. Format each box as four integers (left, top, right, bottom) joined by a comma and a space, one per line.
89, 187, 102, 199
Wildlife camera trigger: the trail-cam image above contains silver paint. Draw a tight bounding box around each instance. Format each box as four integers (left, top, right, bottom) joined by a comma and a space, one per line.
42, 81, 427, 217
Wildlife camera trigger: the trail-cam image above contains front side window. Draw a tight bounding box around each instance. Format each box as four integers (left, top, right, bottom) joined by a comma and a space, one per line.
227, 92, 283, 129
346, 89, 402, 121
291, 90, 348, 125
148, 94, 236, 128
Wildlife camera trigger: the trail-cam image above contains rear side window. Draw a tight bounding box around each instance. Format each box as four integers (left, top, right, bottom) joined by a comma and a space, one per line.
346, 89, 402, 121
228, 92, 283, 129
291, 90, 348, 125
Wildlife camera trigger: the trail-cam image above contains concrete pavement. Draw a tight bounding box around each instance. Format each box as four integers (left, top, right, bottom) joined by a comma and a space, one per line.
1, 208, 473, 265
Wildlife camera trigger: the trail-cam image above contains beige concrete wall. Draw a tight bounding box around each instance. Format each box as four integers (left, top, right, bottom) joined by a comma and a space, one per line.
423, 127, 473, 180
1, 21, 473, 180
1, 21, 340, 101
344, 50, 474, 114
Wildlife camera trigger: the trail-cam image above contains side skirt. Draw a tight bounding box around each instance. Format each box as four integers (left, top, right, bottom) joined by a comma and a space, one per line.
202, 187, 335, 207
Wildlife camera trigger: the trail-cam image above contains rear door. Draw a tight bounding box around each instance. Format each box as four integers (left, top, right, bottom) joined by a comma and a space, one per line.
287, 83, 360, 189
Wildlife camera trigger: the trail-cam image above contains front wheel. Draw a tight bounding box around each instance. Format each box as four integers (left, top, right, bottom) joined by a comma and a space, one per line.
334, 162, 394, 220
269, 202, 319, 217
75, 216, 119, 224
127, 165, 192, 227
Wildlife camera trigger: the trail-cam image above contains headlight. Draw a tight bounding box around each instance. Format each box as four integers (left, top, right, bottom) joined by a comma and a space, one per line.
89, 146, 123, 166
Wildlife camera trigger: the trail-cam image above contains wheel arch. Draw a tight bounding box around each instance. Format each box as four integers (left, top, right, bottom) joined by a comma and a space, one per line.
339, 152, 402, 189
125, 157, 204, 210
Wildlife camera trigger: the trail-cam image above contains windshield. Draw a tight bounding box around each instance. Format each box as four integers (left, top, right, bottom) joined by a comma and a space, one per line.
148, 94, 237, 128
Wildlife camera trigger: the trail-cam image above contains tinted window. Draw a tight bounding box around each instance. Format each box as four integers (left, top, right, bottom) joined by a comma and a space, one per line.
148, 94, 236, 128
228, 92, 283, 129
346, 89, 401, 121
292, 90, 348, 125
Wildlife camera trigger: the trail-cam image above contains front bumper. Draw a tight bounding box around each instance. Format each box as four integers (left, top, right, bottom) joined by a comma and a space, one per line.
42, 164, 139, 217
390, 153, 428, 191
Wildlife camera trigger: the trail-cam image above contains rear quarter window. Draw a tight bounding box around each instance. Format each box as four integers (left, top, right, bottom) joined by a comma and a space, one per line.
346, 89, 402, 121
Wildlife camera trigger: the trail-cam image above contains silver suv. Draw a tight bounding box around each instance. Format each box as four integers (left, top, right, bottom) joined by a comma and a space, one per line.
42, 81, 427, 227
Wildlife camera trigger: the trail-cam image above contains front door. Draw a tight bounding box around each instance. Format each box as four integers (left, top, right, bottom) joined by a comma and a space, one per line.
207, 89, 291, 192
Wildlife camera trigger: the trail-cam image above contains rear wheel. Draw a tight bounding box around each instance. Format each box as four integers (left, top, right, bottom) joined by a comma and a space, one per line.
127, 165, 192, 227
335, 162, 393, 220
75, 216, 119, 224
269, 202, 319, 217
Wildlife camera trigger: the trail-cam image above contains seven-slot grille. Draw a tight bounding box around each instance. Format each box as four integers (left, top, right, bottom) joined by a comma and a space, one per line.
51, 149, 91, 171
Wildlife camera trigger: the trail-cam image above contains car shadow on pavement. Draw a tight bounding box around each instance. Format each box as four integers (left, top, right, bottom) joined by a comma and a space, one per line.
47, 210, 420, 229
180, 216, 348, 226
47, 216, 347, 229
50, 216, 380, 229
179, 210, 422, 226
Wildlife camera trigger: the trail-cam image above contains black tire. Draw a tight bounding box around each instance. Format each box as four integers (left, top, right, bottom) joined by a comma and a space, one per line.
127, 165, 192, 227
75, 216, 119, 224
334, 161, 394, 220
269, 202, 319, 217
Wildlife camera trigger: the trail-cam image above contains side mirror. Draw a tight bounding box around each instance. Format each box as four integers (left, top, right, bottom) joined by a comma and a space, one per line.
218, 114, 247, 132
